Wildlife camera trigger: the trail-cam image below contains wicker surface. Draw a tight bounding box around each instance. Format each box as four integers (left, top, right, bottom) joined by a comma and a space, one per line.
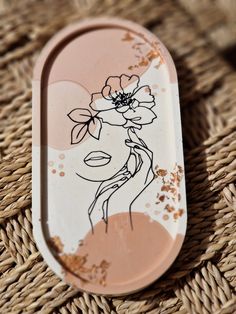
180, 0, 236, 51
0, 0, 236, 313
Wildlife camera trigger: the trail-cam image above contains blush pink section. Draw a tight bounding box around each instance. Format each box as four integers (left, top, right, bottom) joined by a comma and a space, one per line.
33, 18, 178, 149
63, 212, 184, 295
33, 18, 178, 86
45, 81, 92, 150
46, 28, 151, 94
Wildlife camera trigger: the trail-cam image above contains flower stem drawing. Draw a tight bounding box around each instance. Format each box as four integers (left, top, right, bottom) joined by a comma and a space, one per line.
68, 74, 157, 231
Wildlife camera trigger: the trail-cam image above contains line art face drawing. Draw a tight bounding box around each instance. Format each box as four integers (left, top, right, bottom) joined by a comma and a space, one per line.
67, 74, 157, 231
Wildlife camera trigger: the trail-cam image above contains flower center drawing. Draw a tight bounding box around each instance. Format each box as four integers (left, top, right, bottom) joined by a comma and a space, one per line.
112, 92, 134, 111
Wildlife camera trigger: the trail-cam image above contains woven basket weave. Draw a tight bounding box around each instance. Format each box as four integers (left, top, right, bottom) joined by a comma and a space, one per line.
0, 0, 236, 313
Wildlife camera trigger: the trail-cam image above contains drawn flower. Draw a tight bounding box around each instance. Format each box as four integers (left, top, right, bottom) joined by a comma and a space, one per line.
68, 74, 157, 144
90, 74, 157, 129
67, 108, 102, 144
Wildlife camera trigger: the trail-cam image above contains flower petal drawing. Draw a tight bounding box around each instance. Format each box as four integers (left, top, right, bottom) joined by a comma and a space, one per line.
71, 123, 88, 144
120, 74, 140, 94
91, 92, 102, 102
101, 85, 113, 100
90, 96, 116, 112
123, 106, 157, 126
116, 105, 130, 113
105, 76, 123, 95
68, 108, 92, 123
133, 86, 155, 103
98, 109, 126, 126
139, 101, 155, 109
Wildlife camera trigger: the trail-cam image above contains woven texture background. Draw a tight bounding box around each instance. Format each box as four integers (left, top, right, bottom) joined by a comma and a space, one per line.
0, 0, 236, 313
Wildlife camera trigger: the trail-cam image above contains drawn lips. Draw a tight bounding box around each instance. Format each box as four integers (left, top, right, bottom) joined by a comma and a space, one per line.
84, 151, 111, 167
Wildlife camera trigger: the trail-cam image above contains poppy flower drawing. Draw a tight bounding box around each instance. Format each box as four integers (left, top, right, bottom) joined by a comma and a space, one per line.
68, 74, 157, 145
90, 74, 157, 130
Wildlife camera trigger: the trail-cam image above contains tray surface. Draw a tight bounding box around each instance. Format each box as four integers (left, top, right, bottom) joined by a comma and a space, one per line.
32, 18, 187, 295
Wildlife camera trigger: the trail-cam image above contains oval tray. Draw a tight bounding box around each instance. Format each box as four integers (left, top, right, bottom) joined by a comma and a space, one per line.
32, 18, 187, 296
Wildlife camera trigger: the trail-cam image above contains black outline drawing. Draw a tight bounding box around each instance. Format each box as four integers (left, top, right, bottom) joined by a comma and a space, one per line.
67, 74, 157, 232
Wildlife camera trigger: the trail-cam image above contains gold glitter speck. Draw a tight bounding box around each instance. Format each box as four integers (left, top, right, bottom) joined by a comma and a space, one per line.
122, 32, 134, 41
